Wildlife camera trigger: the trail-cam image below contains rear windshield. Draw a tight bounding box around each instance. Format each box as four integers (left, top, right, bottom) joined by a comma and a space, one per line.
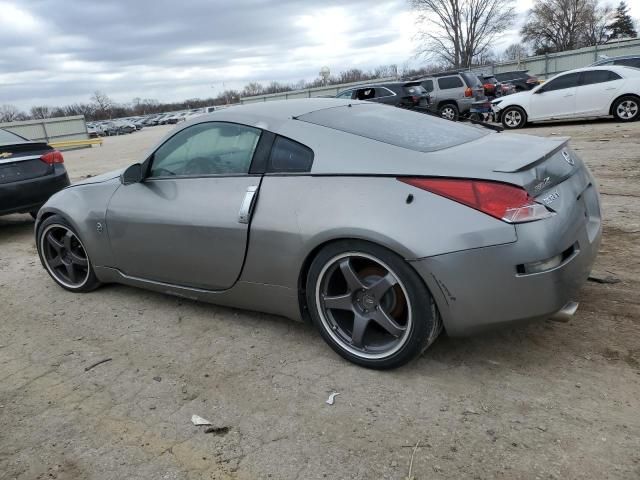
297, 104, 486, 153
460, 72, 482, 87
0, 128, 27, 145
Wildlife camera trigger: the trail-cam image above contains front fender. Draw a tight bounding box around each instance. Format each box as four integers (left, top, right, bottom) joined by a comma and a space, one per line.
37, 179, 121, 269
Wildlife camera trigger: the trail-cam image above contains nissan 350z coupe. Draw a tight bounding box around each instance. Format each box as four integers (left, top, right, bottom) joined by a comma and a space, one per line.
35, 99, 602, 369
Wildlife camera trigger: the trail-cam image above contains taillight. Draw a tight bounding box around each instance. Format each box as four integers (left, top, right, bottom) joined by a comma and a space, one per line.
411, 95, 420, 103
464, 87, 473, 97
40, 150, 64, 164
398, 177, 554, 223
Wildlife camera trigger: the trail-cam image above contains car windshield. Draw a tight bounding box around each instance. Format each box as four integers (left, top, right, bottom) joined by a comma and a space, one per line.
0, 128, 27, 145
298, 103, 487, 153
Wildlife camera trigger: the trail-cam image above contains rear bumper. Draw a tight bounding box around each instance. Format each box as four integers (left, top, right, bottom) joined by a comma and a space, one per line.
0, 165, 70, 216
411, 179, 602, 336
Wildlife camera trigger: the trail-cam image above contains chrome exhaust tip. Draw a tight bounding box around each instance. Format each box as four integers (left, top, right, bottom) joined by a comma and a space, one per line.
550, 301, 579, 322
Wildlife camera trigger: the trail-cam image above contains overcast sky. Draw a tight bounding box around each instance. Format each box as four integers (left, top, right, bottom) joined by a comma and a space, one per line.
0, 0, 637, 110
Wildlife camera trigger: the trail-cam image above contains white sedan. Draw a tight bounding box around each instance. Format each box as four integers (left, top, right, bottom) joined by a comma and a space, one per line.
492, 66, 640, 129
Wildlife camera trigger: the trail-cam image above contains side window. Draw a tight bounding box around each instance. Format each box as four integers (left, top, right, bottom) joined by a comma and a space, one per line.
422, 80, 434, 92
355, 88, 376, 100
580, 70, 619, 86
614, 58, 640, 68
337, 89, 353, 99
541, 73, 579, 92
375, 87, 395, 98
437, 76, 464, 89
149, 122, 261, 177
268, 136, 314, 173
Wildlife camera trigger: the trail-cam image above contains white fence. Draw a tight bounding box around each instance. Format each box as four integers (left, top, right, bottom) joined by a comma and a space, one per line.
240, 38, 640, 104
0, 116, 89, 143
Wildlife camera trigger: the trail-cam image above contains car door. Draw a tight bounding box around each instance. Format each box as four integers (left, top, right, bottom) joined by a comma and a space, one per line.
575, 70, 624, 116
106, 121, 264, 290
421, 79, 437, 105
528, 72, 579, 120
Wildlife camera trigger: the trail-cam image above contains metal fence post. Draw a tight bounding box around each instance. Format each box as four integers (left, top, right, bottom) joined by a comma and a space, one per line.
544, 53, 549, 78
42, 120, 50, 142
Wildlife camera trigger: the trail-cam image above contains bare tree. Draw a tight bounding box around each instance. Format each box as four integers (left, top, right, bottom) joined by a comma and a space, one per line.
521, 0, 612, 54
410, 0, 516, 68
241, 82, 264, 97
0, 104, 26, 123
30, 105, 51, 119
501, 43, 530, 61
90, 90, 113, 119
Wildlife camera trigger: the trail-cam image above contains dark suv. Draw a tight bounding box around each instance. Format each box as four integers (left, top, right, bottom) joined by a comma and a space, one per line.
494, 71, 540, 92
335, 81, 430, 111
418, 71, 486, 120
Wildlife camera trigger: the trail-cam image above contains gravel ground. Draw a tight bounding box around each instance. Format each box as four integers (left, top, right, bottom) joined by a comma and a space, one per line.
1, 119, 639, 480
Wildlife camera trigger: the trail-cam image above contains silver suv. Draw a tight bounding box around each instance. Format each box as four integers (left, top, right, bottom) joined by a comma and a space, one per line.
419, 72, 486, 120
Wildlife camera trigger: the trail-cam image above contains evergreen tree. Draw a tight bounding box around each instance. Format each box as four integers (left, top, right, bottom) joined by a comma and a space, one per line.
608, 1, 637, 39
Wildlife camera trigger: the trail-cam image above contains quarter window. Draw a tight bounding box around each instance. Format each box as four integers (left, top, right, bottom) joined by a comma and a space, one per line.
438, 76, 464, 89
268, 136, 314, 173
541, 73, 579, 92
337, 89, 353, 99
422, 80, 434, 92
149, 122, 261, 177
580, 70, 620, 85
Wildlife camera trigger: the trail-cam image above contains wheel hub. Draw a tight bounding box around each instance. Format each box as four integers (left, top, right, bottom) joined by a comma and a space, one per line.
355, 291, 377, 313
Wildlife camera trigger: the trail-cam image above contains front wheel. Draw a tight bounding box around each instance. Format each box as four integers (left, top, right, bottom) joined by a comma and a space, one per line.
438, 104, 459, 121
306, 241, 441, 369
36, 214, 101, 292
501, 106, 527, 129
612, 96, 639, 122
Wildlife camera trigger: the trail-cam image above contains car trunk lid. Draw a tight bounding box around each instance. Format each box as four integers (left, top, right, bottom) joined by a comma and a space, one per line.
0, 142, 54, 184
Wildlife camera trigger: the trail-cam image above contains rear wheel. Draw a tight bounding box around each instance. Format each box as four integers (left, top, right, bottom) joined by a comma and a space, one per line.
36, 214, 100, 292
306, 240, 441, 369
439, 103, 459, 121
501, 106, 527, 129
612, 96, 639, 122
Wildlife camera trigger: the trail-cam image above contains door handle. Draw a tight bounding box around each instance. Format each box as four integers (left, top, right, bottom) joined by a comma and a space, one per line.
563, 94, 574, 97
605, 87, 616, 90
238, 185, 258, 224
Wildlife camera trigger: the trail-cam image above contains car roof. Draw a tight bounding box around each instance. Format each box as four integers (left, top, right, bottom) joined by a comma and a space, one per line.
199, 98, 369, 124
555, 65, 640, 75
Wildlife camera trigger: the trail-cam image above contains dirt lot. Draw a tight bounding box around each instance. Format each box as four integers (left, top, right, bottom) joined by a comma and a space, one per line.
1, 120, 639, 480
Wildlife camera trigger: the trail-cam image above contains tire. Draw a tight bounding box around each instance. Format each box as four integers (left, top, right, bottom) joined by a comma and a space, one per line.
36, 214, 101, 293
612, 96, 639, 122
501, 106, 527, 129
306, 240, 442, 369
438, 103, 459, 121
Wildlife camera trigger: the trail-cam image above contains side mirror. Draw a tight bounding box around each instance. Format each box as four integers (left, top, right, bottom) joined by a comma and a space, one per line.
120, 163, 143, 185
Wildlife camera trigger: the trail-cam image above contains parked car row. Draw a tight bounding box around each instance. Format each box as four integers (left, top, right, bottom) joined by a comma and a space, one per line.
86, 106, 225, 137
333, 55, 640, 128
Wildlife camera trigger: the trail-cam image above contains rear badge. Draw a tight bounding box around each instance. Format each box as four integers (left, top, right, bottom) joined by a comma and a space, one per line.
541, 190, 560, 205
534, 176, 551, 193
0, 152, 13, 159
562, 150, 574, 166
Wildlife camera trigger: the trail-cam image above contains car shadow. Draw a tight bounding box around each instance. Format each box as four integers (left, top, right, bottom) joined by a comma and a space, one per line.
0, 214, 35, 241
521, 117, 619, 129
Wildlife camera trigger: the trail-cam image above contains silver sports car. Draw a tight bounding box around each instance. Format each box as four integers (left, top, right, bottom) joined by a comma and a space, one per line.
35, 99, 601, 369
